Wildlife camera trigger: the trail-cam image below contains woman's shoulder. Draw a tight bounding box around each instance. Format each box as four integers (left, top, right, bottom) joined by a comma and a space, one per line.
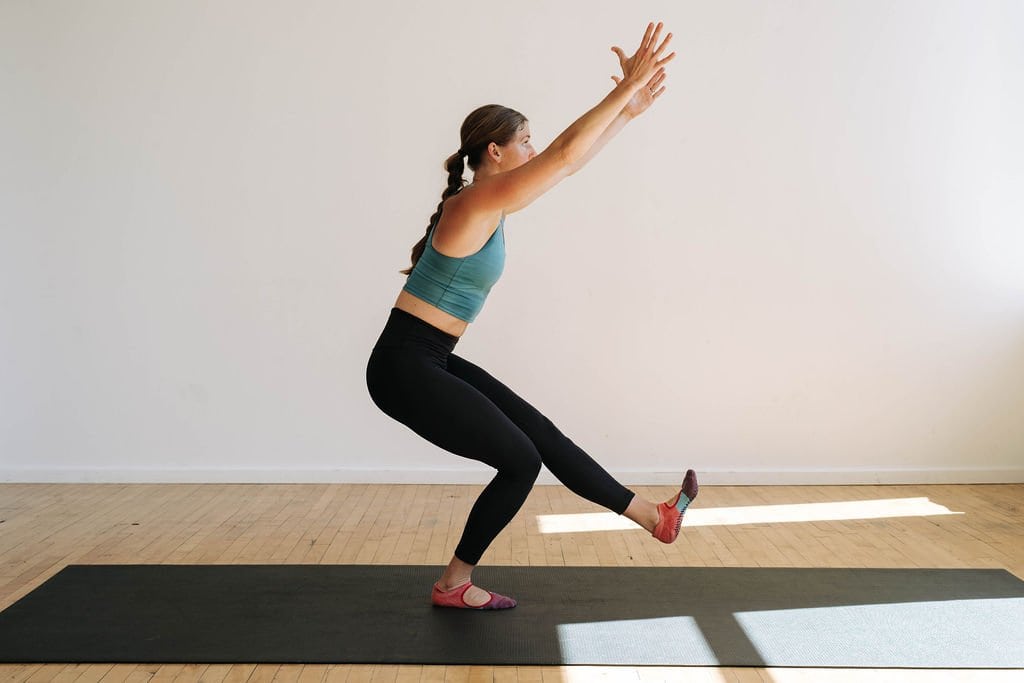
432, 192, 505, 258
450, 186, 506, 220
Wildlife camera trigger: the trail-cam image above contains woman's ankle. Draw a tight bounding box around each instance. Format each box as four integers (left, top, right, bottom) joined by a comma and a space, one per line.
438, 556, 475, 590
623, 496, 659, 533
437, 575, 471, 591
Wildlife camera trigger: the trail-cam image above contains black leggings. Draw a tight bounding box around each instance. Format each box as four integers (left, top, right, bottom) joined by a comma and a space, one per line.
365, 307, 635, 565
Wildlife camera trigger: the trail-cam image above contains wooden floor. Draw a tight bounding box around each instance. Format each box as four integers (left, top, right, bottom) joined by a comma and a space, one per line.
1, 482, 1022, 682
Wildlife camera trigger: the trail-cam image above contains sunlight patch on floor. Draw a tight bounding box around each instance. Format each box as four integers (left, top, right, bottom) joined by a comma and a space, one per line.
536, 497, 961, 534
556, 616, 715, 668
734, 597, 1024, 668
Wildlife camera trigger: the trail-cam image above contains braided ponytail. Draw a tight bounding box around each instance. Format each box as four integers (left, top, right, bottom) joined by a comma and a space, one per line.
400, 104, 527, 276
400, 150, 467, 275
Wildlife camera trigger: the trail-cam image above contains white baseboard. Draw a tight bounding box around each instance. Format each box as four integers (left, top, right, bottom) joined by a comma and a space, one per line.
1, 467, 1022, 485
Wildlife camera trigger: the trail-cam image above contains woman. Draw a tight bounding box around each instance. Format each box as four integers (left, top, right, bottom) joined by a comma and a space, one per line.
366, 22, 698, 610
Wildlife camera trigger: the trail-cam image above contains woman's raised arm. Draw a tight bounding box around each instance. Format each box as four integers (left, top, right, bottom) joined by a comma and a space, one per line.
467, 22, 675, 215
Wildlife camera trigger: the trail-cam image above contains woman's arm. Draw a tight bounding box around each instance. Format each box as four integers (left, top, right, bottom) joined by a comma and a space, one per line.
567, 36, 672, 176
551, 22, 673, 168
566, 110, 631, 176
550, 80, 646, 168
463, 22, 674, 215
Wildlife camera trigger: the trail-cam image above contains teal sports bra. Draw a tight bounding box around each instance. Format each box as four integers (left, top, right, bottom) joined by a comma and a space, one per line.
402, 215, 506, 323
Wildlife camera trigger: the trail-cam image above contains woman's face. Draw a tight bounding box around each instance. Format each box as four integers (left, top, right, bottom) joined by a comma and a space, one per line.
497, 123, 536, 170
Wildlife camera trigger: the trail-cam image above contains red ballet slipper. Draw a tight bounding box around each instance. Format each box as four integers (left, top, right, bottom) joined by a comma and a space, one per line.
431, 581, 517, 610
652, 469, 699, 544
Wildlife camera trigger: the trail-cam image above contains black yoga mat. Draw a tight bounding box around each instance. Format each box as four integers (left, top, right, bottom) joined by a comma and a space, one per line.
1, 564, 1023, 667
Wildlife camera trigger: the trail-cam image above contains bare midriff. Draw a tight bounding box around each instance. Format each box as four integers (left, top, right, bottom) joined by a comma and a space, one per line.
394, 289, 470, 338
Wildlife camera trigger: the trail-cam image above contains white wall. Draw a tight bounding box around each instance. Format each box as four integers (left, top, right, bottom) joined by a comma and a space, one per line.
2, 0, 1022, 485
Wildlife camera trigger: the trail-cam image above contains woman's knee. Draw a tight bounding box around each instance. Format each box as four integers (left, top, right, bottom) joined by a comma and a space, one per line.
498, 444, 543, 483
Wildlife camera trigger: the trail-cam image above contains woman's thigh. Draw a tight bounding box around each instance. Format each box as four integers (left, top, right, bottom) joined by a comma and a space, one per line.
445, 353, 558, 442
446, 352, 634, 514
367, 347, 540, 472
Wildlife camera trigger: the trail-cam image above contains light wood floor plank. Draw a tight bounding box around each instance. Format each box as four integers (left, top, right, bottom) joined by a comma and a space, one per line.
0, 483, 1021, 683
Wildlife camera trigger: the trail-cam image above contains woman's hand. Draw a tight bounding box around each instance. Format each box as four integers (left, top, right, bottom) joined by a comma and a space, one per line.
610, 22, 675, 117
611, 70, 667, 119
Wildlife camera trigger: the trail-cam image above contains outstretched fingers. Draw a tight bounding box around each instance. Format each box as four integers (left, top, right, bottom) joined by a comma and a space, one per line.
640, 23, 675, 71
652, 29, 673, 57
616, 22, 677, 89
640, 22, 656, 54
647, 69, 667, 97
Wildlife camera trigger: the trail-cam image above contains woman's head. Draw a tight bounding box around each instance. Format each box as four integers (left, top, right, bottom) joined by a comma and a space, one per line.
458, 104, 534, 173
400, 105, 532, 276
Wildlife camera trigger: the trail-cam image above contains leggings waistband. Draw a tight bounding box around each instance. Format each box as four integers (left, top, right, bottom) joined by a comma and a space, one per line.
372, 307, 460, 355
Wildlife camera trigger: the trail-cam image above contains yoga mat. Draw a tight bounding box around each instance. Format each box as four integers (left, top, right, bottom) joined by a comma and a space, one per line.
1, 564, 1023, 667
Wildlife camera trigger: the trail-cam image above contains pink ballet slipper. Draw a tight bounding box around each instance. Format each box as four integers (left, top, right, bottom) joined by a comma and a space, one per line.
652, 469, 699, 544
431, 581, 517, 610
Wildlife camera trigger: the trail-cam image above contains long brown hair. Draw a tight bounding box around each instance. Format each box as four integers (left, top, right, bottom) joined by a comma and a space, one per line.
400, 104, 527, 275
